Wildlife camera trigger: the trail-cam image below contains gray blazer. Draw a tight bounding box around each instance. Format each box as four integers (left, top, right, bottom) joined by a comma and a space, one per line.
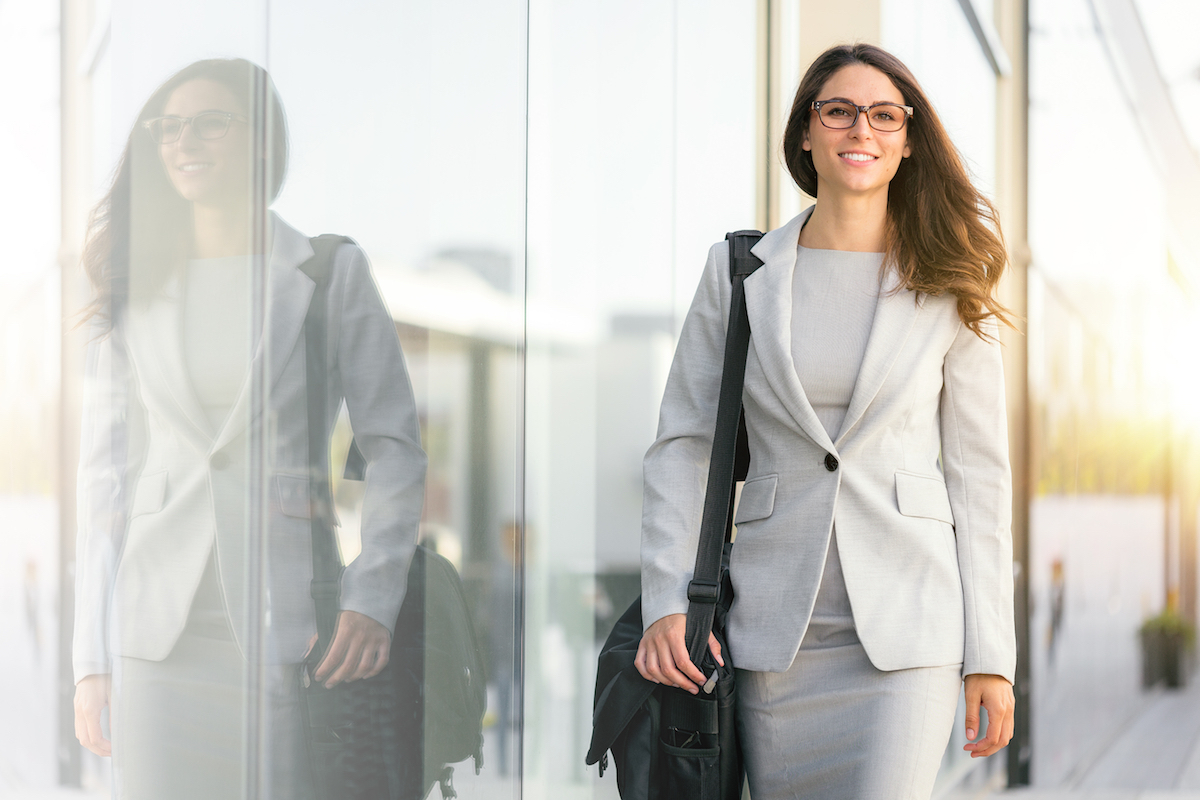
73, 215, 427, 681
641, 207, 1015, 682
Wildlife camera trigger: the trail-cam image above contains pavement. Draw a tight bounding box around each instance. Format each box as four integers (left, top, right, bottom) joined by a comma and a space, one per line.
947, 676, 1200, 799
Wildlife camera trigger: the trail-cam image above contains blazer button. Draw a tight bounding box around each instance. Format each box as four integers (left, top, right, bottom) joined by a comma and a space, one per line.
211, 452, 231, 470
824, 453, 839, 472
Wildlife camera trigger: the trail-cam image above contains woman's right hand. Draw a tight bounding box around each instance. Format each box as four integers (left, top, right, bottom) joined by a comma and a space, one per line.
634, 613, 724, 695
74, 673, 112, 757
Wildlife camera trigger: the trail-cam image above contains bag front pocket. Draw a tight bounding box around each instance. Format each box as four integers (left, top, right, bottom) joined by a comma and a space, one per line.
659, 742, 721, 800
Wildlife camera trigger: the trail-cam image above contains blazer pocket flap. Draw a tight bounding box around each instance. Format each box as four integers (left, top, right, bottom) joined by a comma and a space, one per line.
275, 474, 311, 519
130, 470, 167, 517
734, 474, 778, 525
895, 471, 954, 525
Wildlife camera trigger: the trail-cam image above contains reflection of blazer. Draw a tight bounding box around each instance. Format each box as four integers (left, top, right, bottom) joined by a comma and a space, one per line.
73, 215, 427, 681
641, 207, 1015, 681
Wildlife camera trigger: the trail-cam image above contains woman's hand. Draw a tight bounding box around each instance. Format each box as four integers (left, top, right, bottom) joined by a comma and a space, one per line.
74, 673, 112, 757
963, 673, 1015, 758
314, 610, 392, 688
634, 613, 724, 694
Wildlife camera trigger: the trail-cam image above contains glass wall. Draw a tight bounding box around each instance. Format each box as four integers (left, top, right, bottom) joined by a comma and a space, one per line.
13, 0, 1125, 797
523, 2, 758, 795
15, 1, 762, 798
1027, 0, 1200, 786
884, 0, 1004, 789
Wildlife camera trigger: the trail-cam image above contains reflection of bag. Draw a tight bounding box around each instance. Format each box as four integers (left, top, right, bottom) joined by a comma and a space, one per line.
297, 236, 487, 800
586, 231, 764, 800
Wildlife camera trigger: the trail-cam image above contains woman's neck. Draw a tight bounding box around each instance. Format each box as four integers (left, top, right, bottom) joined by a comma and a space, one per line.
191, 203, 256, 258
797, 189, 889, 252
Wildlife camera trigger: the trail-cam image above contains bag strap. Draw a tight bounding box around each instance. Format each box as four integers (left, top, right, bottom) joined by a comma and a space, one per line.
300, 234, 357, 654
683, 230, 764, 667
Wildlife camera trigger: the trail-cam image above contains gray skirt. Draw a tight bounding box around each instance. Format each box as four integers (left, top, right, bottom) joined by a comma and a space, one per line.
735, 532, 962, 800
110, 554, 313, 800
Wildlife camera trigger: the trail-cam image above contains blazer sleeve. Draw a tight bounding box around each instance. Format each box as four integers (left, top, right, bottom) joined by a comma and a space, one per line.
940, 318, 1016, 683
640, 241, 730, 630
72, 327, 144, 682
330, 245, 428, 634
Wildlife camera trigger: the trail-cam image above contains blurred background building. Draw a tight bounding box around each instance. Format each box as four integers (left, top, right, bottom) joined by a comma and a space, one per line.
1, 0, 1197, 797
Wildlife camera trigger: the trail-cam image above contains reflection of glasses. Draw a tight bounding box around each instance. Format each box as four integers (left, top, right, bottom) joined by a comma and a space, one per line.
142, 112, 248, 144
811, 100, 913, 132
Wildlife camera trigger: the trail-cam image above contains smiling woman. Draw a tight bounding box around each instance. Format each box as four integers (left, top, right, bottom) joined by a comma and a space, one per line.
636, 43, 1016, 800
72, 58, 427, 800
81, 59, 288, 323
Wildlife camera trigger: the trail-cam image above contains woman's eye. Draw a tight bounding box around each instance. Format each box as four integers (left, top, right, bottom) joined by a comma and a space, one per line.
828, 107, 851, 117
873, 110, 895, 121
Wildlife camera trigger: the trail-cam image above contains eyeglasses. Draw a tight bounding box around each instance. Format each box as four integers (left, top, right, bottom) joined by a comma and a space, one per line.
142, 112, 248, 144
811, 100, 913, 132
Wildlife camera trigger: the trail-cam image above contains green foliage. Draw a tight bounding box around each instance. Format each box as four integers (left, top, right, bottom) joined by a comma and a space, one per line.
1140, 608, 1197, 647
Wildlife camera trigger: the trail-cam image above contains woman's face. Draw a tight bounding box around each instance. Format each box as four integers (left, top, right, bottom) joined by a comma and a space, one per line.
802, 64, 911, 201
157, 79, 251, 207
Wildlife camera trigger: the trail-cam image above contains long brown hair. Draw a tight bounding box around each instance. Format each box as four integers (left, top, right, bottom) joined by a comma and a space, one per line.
81, 59, 289, 332
783, 44, 1012, 338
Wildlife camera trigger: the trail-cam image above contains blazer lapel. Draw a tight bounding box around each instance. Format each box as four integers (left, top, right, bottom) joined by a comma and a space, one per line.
212, 216, 316, 452
745, 207, 837, 454
128, 276, 216, 451
834, 268, 924, 445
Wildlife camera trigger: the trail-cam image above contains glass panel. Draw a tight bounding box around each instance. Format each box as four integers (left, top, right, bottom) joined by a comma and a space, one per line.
267, 3, 527, 797
1027, 0, 1196, 786
73, 6, 273, 798
883, 0, 998, 196
62, 2, 527, 799
523, 1, 757, 796
0, 3, 63, 794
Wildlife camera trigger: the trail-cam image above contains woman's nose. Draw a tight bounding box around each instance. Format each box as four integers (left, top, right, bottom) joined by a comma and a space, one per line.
849, 112, 873, 138
177, 123, 204, 151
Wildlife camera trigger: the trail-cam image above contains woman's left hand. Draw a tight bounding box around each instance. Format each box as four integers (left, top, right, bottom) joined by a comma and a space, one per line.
962, 673, 1015, 758
314, 610, 392, 688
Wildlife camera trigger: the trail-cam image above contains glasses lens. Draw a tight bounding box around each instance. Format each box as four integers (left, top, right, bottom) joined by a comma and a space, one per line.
867, 104, 906, 132
148, 118, 183, 143
819, 102, 858, 128
192, 113, 232, 140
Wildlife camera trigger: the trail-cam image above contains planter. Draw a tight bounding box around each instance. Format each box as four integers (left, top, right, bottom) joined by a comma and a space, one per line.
1141, 628, 1189, 688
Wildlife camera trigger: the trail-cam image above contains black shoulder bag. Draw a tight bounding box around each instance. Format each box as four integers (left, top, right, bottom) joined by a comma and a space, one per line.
586, 231, 765, 800
297, 235, 488, 800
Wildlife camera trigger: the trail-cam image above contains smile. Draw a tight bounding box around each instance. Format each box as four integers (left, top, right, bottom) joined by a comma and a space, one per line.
177, 162, 214, 173
839, 153, 878, 162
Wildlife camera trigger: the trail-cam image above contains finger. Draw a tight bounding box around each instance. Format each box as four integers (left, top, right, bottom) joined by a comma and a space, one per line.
669, 637, 707, 687
347, 641, 378, 682
635, 642, 654, 682
325, 638, 365, 687
364, 642, 390, 679
708, 633, 724, 667
315, 630, 349, 681
643, 648, 663, 683
85, 708, 111, 757
658, 644, 700, 694
963, 685, 982, 743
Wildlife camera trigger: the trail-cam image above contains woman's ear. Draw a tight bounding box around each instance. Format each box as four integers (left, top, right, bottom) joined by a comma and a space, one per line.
801, 126, 812, 152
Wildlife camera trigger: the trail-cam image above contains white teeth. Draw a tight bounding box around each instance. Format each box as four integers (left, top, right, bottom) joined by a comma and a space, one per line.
180, 163, 211, 172
841, 153, 876, 162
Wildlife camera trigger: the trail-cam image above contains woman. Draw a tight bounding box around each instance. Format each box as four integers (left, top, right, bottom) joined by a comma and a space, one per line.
635, 44, 1015, 798
71, 59, 426, 798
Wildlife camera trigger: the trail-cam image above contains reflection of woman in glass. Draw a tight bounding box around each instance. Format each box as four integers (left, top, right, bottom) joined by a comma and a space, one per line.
72, 59, 426, 799
637, 44, 1015, 798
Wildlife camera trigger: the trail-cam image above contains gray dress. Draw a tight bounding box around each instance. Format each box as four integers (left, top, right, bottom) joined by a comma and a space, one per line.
734, 245, 962, 800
